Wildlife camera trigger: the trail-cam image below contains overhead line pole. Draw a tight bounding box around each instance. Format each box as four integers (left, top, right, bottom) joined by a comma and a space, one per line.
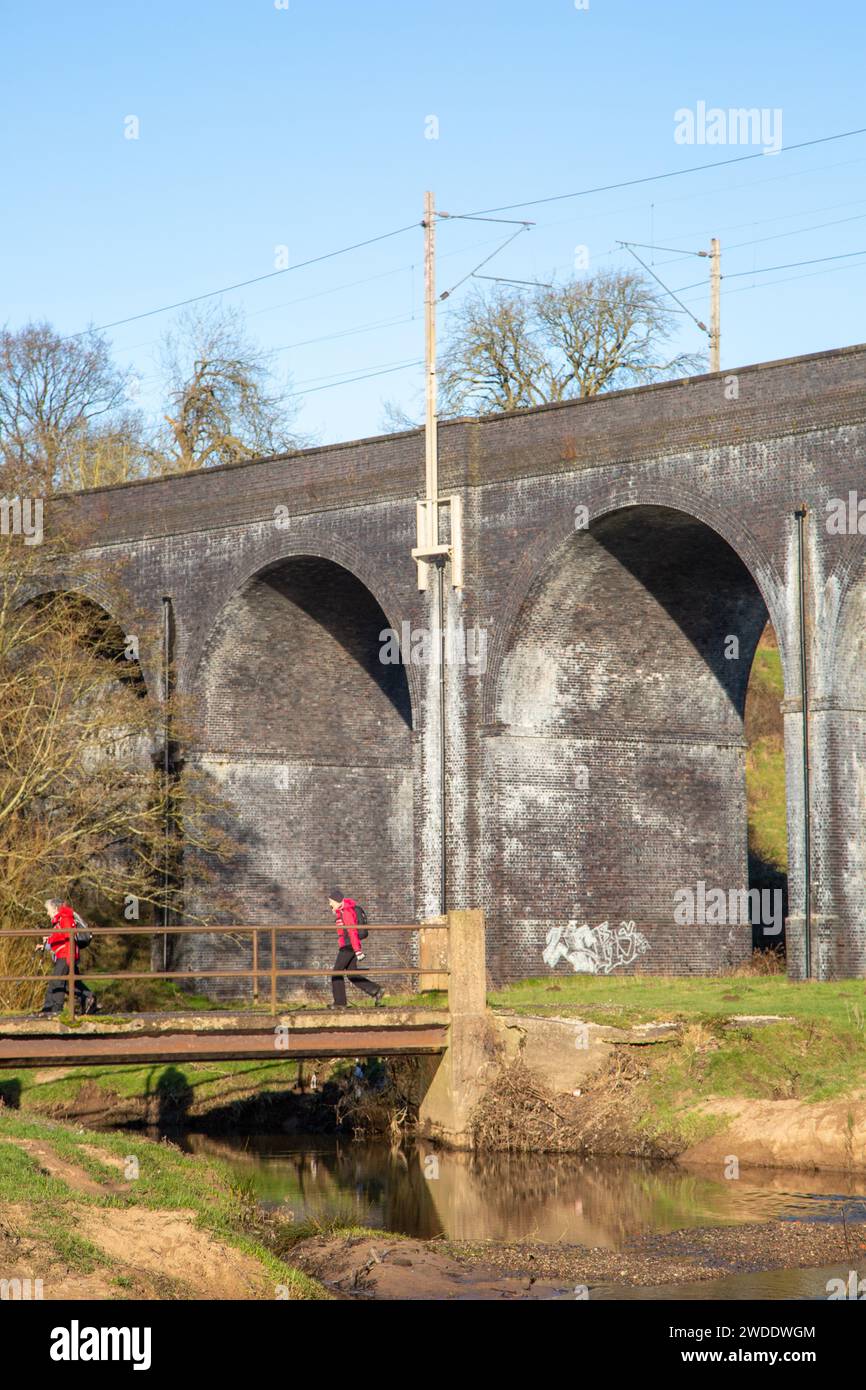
412, 192, 461, 588
425, 192, 448, 913
410, 191, 466, 915
621, 236, 720, 368
424, 190, 439, 554
709, 237, 721, 371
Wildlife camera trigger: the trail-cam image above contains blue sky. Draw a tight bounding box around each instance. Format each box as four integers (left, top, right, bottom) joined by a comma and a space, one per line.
2, 0, 864, 445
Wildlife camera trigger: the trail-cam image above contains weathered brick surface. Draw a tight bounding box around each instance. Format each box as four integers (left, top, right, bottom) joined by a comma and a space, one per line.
57, 344, 866, 982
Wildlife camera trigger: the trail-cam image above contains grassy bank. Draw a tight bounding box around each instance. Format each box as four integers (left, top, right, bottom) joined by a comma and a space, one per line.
0, 1056, 302, 1114
493, 973, 866, 1138
622, 1013, 866, 1155
490, 973, 866, 1030
0, 1111, 327, 1299
0, 1055, 361, 1133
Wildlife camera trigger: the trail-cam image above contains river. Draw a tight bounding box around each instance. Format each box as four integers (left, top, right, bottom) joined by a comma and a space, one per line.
177, 1131, 866, 1298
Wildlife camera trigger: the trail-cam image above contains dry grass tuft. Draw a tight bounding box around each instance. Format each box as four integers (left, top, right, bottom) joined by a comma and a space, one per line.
732, 947, 787, 978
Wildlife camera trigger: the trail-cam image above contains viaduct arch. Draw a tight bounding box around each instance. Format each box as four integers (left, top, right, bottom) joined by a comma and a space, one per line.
54, 341, 866, 981
484, 503, 781, 976
182, 554, 416, 993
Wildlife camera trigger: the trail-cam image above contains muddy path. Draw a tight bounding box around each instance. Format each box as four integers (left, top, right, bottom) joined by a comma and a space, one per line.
0, 1131, 318, 1300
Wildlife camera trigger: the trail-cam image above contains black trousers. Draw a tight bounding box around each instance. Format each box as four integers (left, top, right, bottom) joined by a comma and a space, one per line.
43, 958, 94, 1014
331, 946, 378, 1005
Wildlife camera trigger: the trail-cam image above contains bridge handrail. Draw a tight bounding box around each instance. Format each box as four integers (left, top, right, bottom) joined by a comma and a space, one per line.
0, 924, 426, 936
0, 920, 446, 1018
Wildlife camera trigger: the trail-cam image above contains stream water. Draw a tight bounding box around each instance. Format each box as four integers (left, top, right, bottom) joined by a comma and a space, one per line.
177, 1131, 866, 1298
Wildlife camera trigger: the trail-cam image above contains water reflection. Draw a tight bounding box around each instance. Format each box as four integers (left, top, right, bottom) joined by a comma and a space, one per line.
587, 1262, 861, 1301
179, 1132, 866, 1248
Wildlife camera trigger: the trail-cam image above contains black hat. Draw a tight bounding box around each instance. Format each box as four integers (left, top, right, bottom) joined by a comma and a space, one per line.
328, 888, 344, 902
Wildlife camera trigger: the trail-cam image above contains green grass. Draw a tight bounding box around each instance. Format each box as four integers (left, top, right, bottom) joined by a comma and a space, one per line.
679, 1018, 866, 1102
748, 734, 788, 872
749, 641, 785, 702
488, 973, 866, 1028
46, 1228, 113, 1274
0, 1134, 64, 1206
0, 1056, 306, 1113
745, 639, 788, 873
93, 978, 226, 1012
0, 1111, 247, 1214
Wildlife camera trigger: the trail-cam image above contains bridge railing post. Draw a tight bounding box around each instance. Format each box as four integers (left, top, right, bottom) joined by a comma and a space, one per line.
445, 908, 487, 1017
270, 927, 277, 1015
418, 914, 448, 991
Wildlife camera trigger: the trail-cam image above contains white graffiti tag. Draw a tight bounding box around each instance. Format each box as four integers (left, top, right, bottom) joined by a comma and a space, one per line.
542, 920, 649, 975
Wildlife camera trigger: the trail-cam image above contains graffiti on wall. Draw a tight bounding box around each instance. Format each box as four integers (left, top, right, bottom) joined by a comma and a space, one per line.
542, 919, 650, 975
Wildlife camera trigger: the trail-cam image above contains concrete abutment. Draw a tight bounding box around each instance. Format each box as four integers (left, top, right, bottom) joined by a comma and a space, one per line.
417, 909, 491, 1148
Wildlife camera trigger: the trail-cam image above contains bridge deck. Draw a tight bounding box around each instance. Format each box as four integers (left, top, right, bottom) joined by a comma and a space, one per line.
0, 1009, 450, 1067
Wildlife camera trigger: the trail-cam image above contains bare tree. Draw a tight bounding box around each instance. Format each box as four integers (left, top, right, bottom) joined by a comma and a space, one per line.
0, 322, 134, 493
152, 303, 302, 473
57, 412, 150, 492
0, 531, 235, 1010
440, 286, 549, 414
379, 399, 421, 433
440, 270, 705, 416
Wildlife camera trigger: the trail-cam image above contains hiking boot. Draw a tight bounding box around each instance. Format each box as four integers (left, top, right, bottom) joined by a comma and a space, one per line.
327, 1002, 347, 1010
83, 997, 99, 1016
373, 987, 386, 1007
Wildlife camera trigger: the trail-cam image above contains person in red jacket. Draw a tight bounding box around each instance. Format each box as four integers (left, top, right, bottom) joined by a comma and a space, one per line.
327, 889, 384, 1008
38, 900, 97, 1016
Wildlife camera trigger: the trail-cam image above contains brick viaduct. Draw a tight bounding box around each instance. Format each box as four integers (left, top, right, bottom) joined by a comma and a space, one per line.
60, 342, 866, 984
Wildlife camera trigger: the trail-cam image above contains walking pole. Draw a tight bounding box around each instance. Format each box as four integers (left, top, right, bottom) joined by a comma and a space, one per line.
69, 943, 76, 1021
